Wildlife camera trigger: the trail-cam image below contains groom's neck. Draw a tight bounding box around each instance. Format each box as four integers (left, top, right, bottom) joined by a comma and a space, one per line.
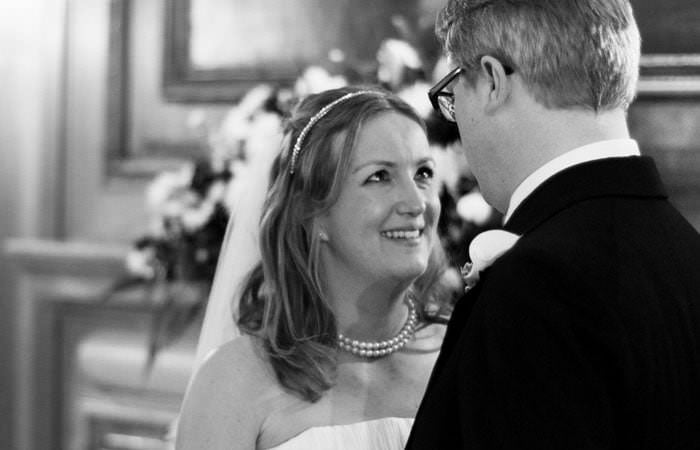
481, 103, 631, 213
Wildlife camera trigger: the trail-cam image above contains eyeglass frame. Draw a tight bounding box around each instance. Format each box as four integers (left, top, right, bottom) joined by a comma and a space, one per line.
428, 62, 514, 122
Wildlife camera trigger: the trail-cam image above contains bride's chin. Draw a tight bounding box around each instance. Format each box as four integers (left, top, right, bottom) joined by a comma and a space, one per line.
394, 262, 430, 282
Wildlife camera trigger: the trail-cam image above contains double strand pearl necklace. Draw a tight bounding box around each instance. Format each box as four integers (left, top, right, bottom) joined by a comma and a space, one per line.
337, 298, 418, 358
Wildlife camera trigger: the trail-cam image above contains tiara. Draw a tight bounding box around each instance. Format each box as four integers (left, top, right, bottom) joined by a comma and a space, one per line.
289, 90, 377, 174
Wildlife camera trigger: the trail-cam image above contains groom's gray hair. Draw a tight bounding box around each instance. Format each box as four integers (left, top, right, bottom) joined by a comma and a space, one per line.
436, 0, 641, 112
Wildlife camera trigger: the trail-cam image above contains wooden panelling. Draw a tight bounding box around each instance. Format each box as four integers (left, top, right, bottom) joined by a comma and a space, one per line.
629, 100, 700, 230
5, 239, 197, 450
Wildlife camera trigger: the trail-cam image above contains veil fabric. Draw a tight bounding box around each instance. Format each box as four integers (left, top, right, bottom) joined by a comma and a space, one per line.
190, 111, 282, 374
170, 109, 281, 447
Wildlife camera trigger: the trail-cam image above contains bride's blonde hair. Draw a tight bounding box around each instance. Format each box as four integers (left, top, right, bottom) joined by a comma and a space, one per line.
237, 86, 448, 402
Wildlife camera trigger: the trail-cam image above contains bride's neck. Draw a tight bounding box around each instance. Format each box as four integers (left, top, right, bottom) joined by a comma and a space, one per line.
328, 280, 413, 343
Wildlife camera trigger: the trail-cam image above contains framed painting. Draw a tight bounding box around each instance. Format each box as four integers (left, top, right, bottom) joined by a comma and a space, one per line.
161, 0, 432, 102
106, 0, 232, 177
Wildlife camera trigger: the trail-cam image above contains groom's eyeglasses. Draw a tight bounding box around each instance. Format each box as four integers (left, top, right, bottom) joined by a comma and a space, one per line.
428, 62, 514, 122
428, 67, 463, 123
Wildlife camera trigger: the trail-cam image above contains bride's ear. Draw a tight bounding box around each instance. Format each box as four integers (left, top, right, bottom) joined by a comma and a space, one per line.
311, 218, 330, 243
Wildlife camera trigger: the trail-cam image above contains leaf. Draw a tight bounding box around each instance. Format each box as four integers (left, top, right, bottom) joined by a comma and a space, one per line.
99, 276, 149, 303
142, 281, 210, 373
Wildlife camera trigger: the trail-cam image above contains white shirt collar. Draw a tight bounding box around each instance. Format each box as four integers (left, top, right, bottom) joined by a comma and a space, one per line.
503, 139, 641, 224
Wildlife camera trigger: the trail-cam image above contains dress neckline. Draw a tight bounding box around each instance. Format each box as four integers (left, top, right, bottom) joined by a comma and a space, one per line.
308, 416, 413, 430
265, 416, 414, 450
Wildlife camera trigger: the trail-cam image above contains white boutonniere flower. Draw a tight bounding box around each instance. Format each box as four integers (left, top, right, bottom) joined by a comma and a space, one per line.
462, 230, 521, 291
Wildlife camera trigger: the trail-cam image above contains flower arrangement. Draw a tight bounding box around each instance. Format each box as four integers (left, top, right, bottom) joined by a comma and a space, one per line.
130, 160, 230, 281
108, 85, 285, 366
110, 158, 231, 366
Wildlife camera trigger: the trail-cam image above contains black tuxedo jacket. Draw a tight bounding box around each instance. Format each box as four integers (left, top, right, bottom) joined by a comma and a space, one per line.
407, 157, 700, 449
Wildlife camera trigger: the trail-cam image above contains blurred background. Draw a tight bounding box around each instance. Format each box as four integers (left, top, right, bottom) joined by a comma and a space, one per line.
2, 1, 700, 449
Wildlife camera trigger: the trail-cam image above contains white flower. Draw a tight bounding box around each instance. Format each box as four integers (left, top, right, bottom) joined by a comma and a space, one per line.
236, 84, 275, 117
462, 230, 520, 291
214, 84, 276, 165
397, 82, 433, 118
159, 189, 198, 220
206, 180, 227, 204
162, 198, 188, 219
378, 38, 422, 66
294, 65, 347, 97
126, 247, 156, 279
456, 190, 493, 226
181, 201, 216, 232
377, 39, 422, 87
146, 165, 194, 215
218, 85, 274, 141
147, 217, 166, 238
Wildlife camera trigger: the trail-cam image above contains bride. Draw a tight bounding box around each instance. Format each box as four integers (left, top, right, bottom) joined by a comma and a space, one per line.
176, 86, 448, 449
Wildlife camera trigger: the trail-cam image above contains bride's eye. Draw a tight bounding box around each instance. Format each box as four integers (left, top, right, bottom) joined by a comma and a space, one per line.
415, 166, 434, 181
365, 169, 390, 183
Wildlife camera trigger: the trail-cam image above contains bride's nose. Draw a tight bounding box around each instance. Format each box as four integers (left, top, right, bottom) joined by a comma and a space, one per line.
395, 179, 426, 216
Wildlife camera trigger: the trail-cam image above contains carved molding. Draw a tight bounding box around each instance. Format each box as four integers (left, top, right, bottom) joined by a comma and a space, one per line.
639, 54, 700, 97
4, 239, 189, 450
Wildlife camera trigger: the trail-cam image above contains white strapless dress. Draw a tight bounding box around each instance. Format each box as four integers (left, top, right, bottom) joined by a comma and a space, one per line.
267, 417, 414, 450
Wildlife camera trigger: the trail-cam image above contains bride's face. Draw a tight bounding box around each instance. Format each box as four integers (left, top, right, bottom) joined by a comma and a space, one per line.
316, 112, 440, 286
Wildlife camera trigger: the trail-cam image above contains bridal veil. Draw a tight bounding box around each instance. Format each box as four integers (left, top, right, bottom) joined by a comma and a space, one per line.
191, 107, 282, 374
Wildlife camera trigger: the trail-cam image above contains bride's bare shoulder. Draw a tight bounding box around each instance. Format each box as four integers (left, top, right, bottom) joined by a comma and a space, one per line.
211, 334, 268, 368
194, 334, 276, 395
177, 335, 275, 449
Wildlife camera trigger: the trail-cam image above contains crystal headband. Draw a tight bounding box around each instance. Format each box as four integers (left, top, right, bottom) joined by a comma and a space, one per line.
289, 90, 377, 174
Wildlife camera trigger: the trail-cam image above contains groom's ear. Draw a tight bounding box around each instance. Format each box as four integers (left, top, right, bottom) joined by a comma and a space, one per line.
479, 55, 512, 113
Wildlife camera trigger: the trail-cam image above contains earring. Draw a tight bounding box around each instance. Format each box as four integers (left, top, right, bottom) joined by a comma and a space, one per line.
319, 231, 329, 242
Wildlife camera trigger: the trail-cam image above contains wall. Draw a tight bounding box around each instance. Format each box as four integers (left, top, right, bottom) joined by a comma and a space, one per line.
54, 0, 700, 242
630, 100, 700, 227
63, 0, 150, 242
0, 1, 66, 448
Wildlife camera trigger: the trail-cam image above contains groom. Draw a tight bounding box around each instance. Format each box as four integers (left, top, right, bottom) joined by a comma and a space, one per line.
407, 0, 700, 448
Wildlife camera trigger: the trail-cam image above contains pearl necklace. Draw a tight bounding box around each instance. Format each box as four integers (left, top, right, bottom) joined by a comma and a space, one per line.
337, 298, 418, 358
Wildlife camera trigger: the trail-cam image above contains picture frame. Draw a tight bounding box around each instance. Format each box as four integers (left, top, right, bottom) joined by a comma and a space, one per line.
160, 0, 700, 100
161, 0, 428, 102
